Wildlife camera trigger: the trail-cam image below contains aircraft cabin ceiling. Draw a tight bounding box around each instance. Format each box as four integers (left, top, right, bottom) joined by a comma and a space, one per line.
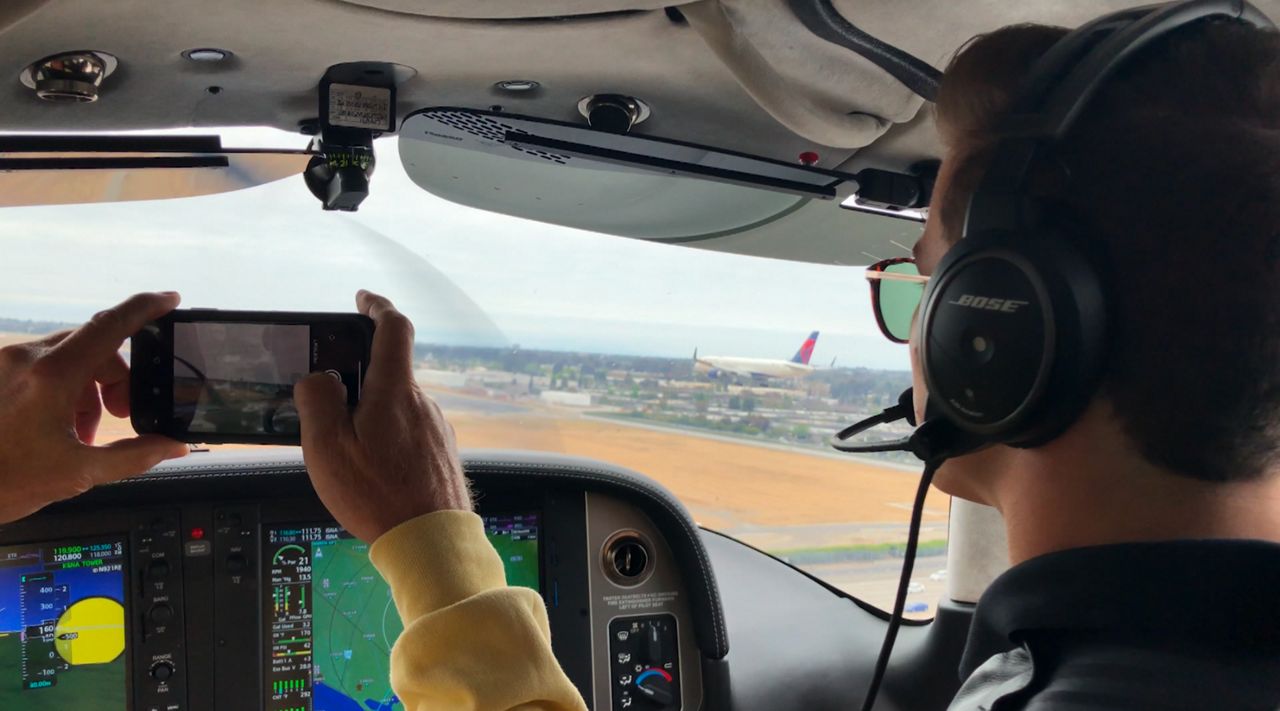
8, 0, 1272, 166
2, 0, 1276, 264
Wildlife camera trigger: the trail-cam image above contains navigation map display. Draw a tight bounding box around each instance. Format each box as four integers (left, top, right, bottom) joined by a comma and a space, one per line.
0, 537, 128, 711
263, 514, 540, 711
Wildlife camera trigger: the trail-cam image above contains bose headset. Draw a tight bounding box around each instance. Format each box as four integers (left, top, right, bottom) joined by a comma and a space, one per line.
843, 2, 1277, 710
919, 0, 1276, 450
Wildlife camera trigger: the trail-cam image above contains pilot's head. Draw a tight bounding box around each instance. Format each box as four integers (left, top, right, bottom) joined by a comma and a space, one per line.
911, 19, 1280, 504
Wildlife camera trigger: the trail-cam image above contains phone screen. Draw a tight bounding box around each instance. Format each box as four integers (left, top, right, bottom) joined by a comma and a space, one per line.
172, 322, 312, 436
132, 310, 372, 443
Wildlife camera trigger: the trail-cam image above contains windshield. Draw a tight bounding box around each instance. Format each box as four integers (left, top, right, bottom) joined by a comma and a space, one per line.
0, 128, 948, 617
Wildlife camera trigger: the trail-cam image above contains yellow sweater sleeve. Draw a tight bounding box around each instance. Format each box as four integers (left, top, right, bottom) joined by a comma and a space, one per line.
369, 510, 590, 711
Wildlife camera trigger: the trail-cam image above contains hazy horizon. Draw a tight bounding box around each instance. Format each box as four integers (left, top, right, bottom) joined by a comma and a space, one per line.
0, 128, 914, 370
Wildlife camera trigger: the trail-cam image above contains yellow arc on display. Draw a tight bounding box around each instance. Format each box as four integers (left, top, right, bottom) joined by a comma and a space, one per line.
53, 597, 126, 665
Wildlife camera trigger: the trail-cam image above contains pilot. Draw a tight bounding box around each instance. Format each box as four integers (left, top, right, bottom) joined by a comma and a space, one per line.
1, 5, 1277, 711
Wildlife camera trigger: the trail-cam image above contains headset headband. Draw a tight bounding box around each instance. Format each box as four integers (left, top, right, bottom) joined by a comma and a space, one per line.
964, 0, 1275, 236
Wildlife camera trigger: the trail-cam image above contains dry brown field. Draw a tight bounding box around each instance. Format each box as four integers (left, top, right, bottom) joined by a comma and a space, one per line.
22, 362, 947, 551
3, 331, 949, 611
0, 328, 946, 549
445, 411, 948, 537
25, 364, 949, 612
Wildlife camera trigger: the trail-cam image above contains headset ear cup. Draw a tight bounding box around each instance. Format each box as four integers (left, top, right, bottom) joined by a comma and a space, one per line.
920, 234, 1106, 446
1007, 237, 1108, 447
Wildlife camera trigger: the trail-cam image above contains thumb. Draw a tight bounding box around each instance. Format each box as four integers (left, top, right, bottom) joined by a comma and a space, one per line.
84, 435, 190, 486
295, 372, 352, 449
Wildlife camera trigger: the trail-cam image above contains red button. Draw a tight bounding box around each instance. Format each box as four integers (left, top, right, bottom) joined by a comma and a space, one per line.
190, 528, 205, 540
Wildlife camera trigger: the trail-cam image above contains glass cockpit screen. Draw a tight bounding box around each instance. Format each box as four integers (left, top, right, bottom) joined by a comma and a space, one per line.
263, 514, 540, 711
173, 321, 310, 436
0, 537, 128, 711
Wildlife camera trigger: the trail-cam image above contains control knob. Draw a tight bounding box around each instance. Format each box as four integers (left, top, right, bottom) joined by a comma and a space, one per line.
225, 553, 248, 572
635, 669, 675, 706
150, 661, 175, 682
147, 559, 170, 580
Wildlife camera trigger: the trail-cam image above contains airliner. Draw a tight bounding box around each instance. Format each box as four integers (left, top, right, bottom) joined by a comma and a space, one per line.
694, 331, 820, 380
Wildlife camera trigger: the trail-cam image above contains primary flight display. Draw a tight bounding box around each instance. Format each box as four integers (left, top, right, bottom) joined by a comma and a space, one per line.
0, 537, 128, 711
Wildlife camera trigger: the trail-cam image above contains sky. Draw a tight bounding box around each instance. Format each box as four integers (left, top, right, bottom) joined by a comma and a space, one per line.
0, 128, 915, 370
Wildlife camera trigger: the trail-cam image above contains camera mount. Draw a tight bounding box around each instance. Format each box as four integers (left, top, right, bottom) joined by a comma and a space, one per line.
304, 62, 408, 211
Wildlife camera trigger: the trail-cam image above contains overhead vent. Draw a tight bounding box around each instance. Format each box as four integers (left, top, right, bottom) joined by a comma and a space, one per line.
429, 110, 570, 164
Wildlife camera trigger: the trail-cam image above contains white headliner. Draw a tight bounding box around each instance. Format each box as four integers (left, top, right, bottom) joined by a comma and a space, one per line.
1, 0, 1275, 264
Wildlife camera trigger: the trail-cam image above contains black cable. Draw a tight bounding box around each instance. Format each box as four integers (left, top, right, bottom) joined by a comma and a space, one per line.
787, 0, 943, 101
859, 457, 942, 711
172, 354, 207, 382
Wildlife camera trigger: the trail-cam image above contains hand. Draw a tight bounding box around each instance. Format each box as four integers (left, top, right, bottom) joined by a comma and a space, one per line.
295, 290, 472, 542
0, 292, 190, 524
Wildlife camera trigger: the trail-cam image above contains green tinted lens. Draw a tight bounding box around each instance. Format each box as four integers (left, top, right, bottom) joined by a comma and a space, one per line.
878, 262, 924, 341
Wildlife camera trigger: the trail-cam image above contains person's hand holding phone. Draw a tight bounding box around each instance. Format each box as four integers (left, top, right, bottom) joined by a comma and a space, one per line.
295, 290, 472, 542
0, 292, 190, 524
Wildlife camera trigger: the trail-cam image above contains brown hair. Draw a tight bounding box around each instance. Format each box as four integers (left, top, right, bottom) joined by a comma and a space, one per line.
933, 19, 1280, 482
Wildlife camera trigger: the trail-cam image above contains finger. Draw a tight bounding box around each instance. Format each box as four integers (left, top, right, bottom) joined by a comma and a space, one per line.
80, 435, 189, 486
95, 351, 131, 419
75, 380, 103, 444
43, 292, 180, 384
30, 329, 73, 350
355, 290, 415, 395
295, 371, 353, 449
0, 332, 73, 373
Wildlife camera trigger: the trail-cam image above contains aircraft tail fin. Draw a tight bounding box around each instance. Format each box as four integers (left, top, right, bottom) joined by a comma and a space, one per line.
790, 331, 820, 364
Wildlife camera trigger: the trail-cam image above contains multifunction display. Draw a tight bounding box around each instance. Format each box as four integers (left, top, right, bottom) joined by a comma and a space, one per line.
0, 537, 128, 711
263, 514, 540, 711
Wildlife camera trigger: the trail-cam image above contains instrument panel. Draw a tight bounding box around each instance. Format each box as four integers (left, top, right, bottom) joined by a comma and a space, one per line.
0, 451, 716, 711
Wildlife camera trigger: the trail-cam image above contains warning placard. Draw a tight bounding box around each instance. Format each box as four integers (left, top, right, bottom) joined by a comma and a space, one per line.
327, 83, 392, 131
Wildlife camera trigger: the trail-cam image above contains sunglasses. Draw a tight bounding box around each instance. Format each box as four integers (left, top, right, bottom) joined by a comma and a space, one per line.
865, 257, 931, 344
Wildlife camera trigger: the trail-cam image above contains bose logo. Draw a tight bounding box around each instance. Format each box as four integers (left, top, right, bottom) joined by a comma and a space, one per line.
947, 295, 1030, 313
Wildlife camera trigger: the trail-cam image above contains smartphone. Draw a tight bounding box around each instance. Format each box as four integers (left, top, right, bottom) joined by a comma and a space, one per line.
130, 309, 375, 444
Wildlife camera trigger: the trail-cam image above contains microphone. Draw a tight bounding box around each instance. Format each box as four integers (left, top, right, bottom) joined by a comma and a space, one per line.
829, 388, 986, 711
829, 387, 983, 461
